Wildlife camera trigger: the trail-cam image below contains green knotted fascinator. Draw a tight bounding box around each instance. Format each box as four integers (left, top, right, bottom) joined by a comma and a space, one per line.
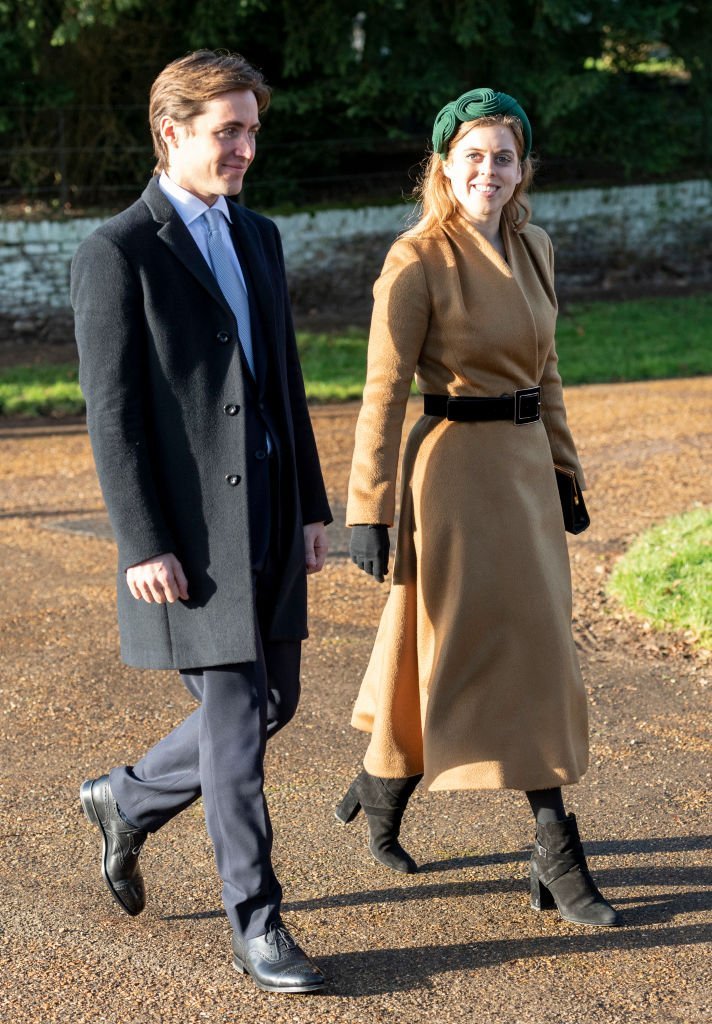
432, 87, 532, 161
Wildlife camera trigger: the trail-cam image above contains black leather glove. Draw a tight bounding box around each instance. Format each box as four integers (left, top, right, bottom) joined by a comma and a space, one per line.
350, 524, 390, 583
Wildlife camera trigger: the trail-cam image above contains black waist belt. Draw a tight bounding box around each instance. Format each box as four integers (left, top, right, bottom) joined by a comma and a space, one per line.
423, 387, 541, 424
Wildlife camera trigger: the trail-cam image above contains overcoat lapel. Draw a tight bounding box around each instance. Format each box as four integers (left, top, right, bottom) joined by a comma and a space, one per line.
229, 204, 279, 393
229, 205, 275, 336
141, 178, 234, 321
505, 220, 558, 374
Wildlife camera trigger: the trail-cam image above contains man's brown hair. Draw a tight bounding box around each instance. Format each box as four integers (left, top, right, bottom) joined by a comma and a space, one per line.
149, 49, 271, 174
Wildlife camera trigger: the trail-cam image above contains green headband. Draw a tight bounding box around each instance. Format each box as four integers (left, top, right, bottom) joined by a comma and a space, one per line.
432, 87, 532, 161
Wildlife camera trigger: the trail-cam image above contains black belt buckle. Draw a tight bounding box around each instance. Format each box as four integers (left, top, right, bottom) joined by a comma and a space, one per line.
514, 386, 541, 424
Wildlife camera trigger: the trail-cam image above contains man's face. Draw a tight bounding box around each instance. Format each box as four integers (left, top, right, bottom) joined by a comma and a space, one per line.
161, 90, 260, 204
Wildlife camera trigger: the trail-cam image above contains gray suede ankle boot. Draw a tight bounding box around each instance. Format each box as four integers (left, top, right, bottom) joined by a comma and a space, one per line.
530, 813, 620, 926
335, 769, 422, 873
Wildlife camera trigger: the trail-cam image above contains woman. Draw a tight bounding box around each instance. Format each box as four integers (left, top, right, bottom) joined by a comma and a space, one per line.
337, 88, 618, 927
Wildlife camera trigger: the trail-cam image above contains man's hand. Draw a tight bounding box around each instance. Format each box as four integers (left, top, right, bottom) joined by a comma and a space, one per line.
126, 553, 189, 604
304, 522, 328, 575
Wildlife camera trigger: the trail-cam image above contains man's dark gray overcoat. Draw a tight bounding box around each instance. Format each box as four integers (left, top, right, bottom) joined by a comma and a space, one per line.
71, 178, 331, 670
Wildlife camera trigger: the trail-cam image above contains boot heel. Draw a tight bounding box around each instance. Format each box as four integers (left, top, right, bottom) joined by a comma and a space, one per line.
335, 781, 362, 824
530, 863, 556, 911
80, 779, 99, 827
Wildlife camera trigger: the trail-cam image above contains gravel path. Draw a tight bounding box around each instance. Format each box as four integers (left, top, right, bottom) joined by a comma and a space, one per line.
0, 377, 710, 1023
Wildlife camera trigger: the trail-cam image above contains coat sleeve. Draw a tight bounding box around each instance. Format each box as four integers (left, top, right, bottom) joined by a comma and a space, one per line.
346, 239, 430, 526
538, 234, 587, 489
71, 231, 176, 569
273, 225, 332, 526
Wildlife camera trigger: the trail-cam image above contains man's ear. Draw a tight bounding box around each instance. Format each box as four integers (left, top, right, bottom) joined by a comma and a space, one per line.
160, 115, 181, 151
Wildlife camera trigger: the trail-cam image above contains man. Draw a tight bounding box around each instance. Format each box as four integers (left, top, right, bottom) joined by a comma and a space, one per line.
72, 50, 330, 994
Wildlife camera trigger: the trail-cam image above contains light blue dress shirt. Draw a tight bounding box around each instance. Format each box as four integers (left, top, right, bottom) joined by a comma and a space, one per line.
158, 172, 270, 451
158, 172, 255, 375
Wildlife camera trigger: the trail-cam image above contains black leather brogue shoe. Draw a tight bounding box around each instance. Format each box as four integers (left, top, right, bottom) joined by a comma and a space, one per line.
232, 922, 325, 993
80, 775, 147, 916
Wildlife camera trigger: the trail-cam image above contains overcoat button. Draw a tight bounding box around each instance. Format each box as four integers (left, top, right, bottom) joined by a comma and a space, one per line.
224, 404, 240, 415
254, 450, 267, 461
225, 474, 241, 486
217, 331, 230, 344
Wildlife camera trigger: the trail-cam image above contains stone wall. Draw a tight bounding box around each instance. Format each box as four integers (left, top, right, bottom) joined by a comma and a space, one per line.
532, 180, 711, 294
1, 179, 709, 333
276, 179, 711, 314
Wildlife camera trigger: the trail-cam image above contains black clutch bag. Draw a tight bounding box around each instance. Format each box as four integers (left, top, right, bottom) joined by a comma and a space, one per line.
555, 465, 590, 535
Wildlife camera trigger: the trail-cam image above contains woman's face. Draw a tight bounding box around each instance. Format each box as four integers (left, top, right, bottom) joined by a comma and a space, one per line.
443, 123, 522, 227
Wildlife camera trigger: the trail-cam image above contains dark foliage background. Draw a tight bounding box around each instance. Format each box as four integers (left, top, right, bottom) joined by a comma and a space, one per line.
1, 1, 709, 211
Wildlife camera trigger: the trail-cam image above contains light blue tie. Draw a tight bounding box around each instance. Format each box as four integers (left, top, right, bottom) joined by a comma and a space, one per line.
203, 208, 256, 377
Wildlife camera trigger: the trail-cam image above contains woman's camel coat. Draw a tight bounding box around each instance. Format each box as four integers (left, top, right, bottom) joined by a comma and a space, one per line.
346, 212, 589, 791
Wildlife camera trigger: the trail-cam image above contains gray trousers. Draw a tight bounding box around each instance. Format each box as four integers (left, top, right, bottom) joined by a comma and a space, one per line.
110, 444, 302, 939
109, 629, 300, 939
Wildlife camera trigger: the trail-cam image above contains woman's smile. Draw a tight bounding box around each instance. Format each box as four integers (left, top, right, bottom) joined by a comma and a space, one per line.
444, 123, 522, 231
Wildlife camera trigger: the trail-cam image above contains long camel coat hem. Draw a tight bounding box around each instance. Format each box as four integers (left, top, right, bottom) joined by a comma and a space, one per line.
347, 213, 590, 792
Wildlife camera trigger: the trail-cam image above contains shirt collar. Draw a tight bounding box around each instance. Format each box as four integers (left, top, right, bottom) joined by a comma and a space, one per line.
158, 172, 233, 227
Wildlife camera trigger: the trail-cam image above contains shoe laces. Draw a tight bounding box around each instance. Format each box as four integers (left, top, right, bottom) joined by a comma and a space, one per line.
265, 922, 296, 950
107, 826, 145, 854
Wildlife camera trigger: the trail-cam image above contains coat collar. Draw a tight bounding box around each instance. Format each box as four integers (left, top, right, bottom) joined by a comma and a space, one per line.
141, 177, 278, 394
226, 202, 276, 334
141, 176, 231, 318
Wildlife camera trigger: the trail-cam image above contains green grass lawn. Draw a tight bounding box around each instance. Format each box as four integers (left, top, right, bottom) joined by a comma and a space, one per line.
0, 362, 85, 417
299, 293, 712, 397
555, 293, 712, 383
1, 293, 710, 416
608, 507, 712, 649
295, 326, 369, 401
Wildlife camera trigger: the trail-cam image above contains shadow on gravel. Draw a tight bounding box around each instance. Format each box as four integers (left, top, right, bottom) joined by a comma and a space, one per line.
586, 835, 712, 856
610, 889, 710, 926
280, 865, 710, 920
317, 924, 711, 996
164, 873, 707, 926
419, 833, 712, 874
0, 422, 87, 439
418, 848, 529, 872
0, 506, 106, 520
164, 837, 710, 932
